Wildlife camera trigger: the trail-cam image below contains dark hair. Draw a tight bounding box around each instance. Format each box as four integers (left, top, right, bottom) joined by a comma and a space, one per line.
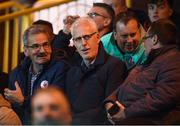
33, 20, 53, 33
93, 2, 115, 31
148, 19, 179, 45
113, 11, 140, 31
147, 0, 174, 8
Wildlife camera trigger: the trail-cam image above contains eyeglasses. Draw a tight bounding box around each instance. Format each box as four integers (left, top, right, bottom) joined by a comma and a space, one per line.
25, 42, 51, 51
73, 32, 97, 43
142, 34, 154, 41
120, 29, 139, 40
87, 12, 107, 18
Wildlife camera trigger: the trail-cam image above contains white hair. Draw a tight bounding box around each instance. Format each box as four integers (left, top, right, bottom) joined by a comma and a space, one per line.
71, 17, 98, 36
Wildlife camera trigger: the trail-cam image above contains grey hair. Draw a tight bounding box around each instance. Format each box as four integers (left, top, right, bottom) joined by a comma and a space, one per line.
23, 25, 52, 46
71, 17, 98, 36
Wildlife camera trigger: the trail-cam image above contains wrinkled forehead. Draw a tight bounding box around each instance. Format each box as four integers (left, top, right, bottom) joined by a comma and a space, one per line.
72, 20, 98, 37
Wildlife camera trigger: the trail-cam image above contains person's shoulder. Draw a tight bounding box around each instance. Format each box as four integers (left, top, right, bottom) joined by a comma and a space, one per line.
49, 57, 70, 71
106, 53, 126, 67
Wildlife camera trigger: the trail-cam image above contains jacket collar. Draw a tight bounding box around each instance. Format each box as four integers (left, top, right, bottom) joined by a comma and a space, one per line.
143, 45, 178, 66
81, 42, 108, 72
19, 55, 54, 73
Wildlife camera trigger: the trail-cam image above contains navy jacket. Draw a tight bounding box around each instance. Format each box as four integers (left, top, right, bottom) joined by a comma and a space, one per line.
66, 43, 128, 124
8, 55, 69, 124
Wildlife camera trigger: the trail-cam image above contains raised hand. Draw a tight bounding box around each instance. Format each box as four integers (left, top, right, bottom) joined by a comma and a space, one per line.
4, 81, 24, 105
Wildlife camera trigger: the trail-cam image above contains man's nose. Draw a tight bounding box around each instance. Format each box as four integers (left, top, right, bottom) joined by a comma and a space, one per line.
39, 45, 45, 52
42, 107, 51, 117
81, 37, 87, 46
127, 36, 133, 43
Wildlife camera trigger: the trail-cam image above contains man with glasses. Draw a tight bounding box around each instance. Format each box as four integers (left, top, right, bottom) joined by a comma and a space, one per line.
104, 19, 180, 124
87, 3, 115, 38
102, 11, 147, 70
4, 25, 69, 124
65, 17, 127, 124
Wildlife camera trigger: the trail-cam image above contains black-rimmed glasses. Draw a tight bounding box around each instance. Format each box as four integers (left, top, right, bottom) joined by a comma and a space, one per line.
87, 12, 107, 18
142, 34, 154, 41
25, 42, 51, 51
73, 32, 97, 43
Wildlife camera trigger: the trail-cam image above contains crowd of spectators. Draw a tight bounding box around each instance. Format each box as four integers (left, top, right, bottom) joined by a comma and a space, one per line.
0, 0, 180, 125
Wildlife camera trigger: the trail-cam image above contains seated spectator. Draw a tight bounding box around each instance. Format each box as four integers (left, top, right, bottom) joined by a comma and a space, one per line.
87, 3, 115, 37
147, 0, 180, 31
0, 94, 21, 125
66, 17, 127, 124
104, 19, 180, 124
31, 87, 72, 125
102, 11, 146, 70
4, 25, 69, 124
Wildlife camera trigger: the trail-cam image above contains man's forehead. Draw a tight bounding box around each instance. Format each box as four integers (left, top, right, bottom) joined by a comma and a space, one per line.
73, 25, 96, 36
148, 0, 166, 5
89, 6, 108, 14
28, 33, 48, 41
116, 20, 138, 31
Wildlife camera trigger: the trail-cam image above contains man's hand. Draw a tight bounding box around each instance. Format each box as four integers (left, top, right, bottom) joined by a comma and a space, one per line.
4, 81, 24, 105
106, 101, 126, 124
63, 15, 80, 34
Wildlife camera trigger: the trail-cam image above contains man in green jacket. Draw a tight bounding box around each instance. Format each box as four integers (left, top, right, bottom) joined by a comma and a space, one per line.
101, 11, 146, 70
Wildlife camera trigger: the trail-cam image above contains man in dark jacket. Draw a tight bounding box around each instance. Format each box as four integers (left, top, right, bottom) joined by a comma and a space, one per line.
4, 25, 69, 124
104, 19, 180, 124
66, 17, 127, 124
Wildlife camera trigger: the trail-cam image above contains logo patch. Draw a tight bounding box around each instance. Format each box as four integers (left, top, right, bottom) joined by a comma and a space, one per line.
40, 80, 49, 88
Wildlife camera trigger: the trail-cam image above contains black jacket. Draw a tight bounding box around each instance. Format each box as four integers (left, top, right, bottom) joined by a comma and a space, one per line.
66, 43, 128, 124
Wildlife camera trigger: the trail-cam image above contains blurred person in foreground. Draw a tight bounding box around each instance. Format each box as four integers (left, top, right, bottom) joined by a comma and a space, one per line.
31, 87, 72, 125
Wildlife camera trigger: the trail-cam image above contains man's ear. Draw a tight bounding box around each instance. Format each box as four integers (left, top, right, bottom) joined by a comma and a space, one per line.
152, 34, 162, 49
96, 33, 101, 44
24, 47, 29, 57
104, 18, 111, 27
113, 31, 117, 40
152, 34, 158, 45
